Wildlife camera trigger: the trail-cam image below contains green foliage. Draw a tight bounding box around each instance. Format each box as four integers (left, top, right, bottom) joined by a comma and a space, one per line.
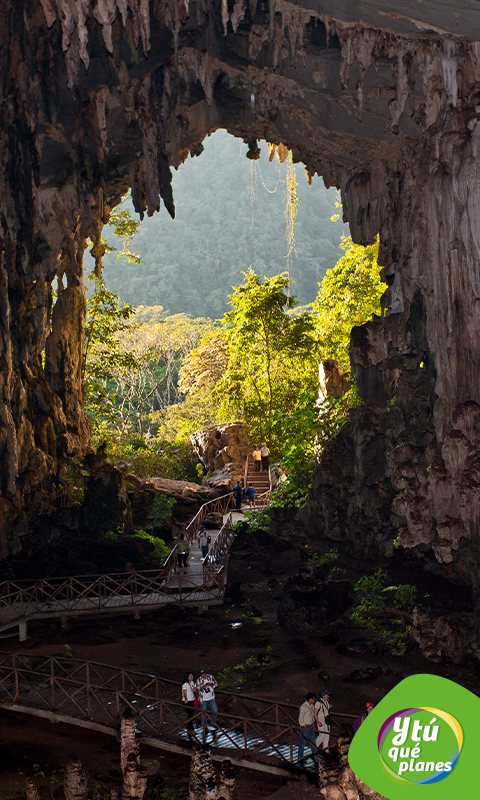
313, 235, 386, 371
83, 269, 138, 430
351, 570, 416, 649
132, 530, 171, 562
311, 548, 339, 567
219, 270, 318, 450
106, 436, 199, 481
317, 383, 363, 446
147, 495, 176, 528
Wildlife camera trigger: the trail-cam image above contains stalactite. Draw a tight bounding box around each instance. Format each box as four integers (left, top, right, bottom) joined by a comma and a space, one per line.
63, 757, 89, 800
442, 40, 458, 107
230, 0, 246, 35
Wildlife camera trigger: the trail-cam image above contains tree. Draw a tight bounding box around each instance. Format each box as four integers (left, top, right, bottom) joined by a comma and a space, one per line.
83, 271, 138, 433
219, 270, 318, 450
313, 235, 386, 370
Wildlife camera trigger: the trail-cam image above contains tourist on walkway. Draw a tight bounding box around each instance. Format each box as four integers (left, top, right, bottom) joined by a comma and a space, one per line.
353, 701, 374, 734
260, 443, 270, 471
245, 483, 256, 509
298, 692, 318, 762
196, 669, 218, 728
177, 534, 188, 573
253, 446, 262, 472
233, 480, 243, 511
198, 527, 209, 560
182, 671, 197, 733
315, 688, 332, 750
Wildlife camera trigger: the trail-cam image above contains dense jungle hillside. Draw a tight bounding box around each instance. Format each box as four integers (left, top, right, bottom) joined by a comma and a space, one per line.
101, 130, 347, 318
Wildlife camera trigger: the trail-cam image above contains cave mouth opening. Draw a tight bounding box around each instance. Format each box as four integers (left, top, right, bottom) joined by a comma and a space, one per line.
97, 129, 347, 321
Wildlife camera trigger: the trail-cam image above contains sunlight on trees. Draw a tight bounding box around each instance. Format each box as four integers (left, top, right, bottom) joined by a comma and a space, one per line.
313, 235, 386, 370
83, 189, 387, 484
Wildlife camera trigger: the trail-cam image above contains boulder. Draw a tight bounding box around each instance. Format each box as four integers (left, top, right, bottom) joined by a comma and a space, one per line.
191, 423, 251, 490
203, 512, 224, 528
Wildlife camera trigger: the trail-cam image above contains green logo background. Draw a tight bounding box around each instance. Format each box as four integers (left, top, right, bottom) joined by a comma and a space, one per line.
348, 674, 480, 799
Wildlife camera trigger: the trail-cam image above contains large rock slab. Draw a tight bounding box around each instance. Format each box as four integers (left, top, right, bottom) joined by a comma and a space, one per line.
191, 423, 251, 490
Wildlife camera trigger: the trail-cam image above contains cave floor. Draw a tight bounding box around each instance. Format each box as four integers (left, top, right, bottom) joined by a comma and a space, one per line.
1, 522, 479, 797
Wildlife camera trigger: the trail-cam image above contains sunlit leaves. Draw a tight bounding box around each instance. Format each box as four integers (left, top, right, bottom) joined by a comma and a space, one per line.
313, 235, 386, 370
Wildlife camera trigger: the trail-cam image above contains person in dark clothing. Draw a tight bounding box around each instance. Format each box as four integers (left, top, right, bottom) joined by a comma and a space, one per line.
260, 443, 270, 471
245, 483, 256, 509
353, 702, 374, 734
233, 480, 243, 511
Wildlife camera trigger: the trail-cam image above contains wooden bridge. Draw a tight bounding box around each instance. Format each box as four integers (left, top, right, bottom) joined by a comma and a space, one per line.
0, 463, 272, 642
0, 492, 237, 642
0, 653, 353, 776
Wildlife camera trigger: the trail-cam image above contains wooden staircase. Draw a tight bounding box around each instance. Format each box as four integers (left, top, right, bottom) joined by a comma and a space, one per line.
244, 456, 271, 504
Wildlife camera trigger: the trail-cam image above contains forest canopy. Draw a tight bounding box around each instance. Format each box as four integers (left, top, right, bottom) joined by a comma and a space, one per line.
100, 130, 347, 318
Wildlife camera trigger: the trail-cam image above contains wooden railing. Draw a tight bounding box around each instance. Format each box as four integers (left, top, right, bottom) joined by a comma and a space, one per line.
0, 567, 226, 630
0, 653, 355, 771
185, 491, 234, 541
203, 513, 234, 581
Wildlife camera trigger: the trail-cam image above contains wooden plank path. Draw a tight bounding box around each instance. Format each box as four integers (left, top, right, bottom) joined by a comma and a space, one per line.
0, 653, 353, 776
0, 494, 243, 641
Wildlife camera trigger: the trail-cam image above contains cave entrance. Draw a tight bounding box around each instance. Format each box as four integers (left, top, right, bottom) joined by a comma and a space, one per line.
99, 130, 347, 320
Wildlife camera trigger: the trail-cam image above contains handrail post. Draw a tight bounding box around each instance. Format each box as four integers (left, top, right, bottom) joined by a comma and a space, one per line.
244, 720, 248, 755
50, 657, 55, 709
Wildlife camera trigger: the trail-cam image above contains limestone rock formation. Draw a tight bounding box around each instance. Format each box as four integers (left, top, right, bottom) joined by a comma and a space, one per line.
319, 740, 387, 800
191, 423, 251, 489
319, 360, 352, 401
2, 0, 480, 641
189, 747, 237, 800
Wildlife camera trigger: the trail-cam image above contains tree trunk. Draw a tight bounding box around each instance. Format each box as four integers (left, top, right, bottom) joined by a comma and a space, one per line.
63, 757, 89, 800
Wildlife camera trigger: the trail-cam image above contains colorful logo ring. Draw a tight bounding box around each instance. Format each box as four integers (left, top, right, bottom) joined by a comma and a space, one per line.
377, 707, 463, 785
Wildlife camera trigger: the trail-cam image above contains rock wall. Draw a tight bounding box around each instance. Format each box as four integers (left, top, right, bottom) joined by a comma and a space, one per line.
2, 0, 480, 592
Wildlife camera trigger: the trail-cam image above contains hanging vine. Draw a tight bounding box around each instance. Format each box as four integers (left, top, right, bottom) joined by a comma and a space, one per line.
285, 151, 300, 289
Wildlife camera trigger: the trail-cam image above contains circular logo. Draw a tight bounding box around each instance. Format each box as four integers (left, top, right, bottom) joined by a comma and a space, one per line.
377, 707, 463, 784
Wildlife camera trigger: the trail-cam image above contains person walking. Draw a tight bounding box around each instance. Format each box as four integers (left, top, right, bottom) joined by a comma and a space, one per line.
245, 483, 256, 509
298, 692, 318, 763
252, 446, 262, 472
198, 527, 209, 560
233, 480, 243, 511
260, 443, 270, 472
177, 534, 188, 573
315, 688, 332, 750
196, 668, 218, 728
353, 701, 374, 734
182, 671, 197, 733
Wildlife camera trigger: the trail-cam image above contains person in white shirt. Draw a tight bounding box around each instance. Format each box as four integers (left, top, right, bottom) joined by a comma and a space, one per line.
196, 668, 218, 727
182, 671, 197, 733
260, 443, 270, 471
315, 688, 332, 750
298, 692, 318, 762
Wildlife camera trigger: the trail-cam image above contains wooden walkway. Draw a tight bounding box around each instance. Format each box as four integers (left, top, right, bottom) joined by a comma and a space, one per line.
0, 496, 240, 641
0, 653, 353, 776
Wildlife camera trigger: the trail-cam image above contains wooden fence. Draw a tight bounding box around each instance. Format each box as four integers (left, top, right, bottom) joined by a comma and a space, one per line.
0, 653, 355, 772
